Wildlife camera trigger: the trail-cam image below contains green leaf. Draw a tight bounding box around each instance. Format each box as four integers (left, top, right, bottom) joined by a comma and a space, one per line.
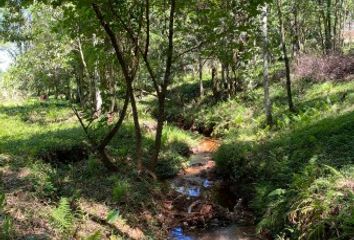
106, 209, 120, 223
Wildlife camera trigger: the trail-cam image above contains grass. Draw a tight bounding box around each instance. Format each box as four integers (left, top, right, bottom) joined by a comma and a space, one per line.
0, 98, 84, 157
0, 97, 198, 239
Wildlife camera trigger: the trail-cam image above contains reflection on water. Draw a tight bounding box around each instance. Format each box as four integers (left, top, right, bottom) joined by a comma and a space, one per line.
188, 225, 258, 240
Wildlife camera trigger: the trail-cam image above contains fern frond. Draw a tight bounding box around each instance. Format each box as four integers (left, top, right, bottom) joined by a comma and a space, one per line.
50, 197, 74, 233
83, 231, 102, 240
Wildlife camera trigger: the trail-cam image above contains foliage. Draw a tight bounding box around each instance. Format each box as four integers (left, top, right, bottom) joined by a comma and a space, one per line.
28, 161, 58, 197
50, 197, 75, 235
155, 150, 186, 179
82, 231, 102, 240
0, 192, 13, 240
214, 80, 354, 238
214, 142, 255, 183
112, 179, 130, 202
1, 0, 354, 238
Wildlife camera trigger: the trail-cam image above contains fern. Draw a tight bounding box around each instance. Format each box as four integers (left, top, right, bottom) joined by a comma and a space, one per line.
83, 231, 102, 240
0, 192, 13, 240
50, 197, 74, 234
0, 192, 5, 209
112, 180, 130, 202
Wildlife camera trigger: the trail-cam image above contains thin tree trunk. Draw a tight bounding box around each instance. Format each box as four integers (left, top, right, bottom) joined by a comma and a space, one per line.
262, 3, 273, 126
325, 0, 332, 52
318, 14, 326, 54
77, 36, 94, 108
211, 65, 218, 96
93, 34, 102, 114
198, 54, 204, 97
152, 95, 165, 170
292, 1, 301, 57
276, 0, 295, 112
128, 82, 143, 172
151, 0, 176, 170
93, 65, 102, 113
225, 64, 231, 99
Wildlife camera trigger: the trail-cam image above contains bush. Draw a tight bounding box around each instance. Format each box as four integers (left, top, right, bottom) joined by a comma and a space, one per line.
155, 151, 186, 179
214, 142, 255, 183
258, 163, 354, 240
170, 141, 191, 157
29, 161, 58, 197
294, 54, 354, 82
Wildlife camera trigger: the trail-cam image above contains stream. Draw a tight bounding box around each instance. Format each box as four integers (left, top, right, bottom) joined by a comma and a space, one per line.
167, 138, 259, 240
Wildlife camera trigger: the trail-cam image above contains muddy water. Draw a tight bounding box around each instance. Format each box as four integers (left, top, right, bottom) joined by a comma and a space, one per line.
168, 138, 259, 240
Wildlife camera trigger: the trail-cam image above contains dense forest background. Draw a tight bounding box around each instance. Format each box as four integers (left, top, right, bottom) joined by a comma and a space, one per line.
0, 0, 353, 239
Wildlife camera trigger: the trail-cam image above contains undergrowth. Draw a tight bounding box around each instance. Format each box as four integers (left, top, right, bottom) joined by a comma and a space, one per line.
211, 80, 354, 239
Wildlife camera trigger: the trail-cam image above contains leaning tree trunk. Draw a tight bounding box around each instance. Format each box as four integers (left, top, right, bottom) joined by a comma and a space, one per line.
262, 3, 273, 126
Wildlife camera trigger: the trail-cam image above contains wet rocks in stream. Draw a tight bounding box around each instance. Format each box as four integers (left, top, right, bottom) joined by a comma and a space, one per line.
161, 138, 256, 239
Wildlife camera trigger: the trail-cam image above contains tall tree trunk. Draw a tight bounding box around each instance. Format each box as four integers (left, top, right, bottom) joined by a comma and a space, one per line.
93, 65, 102, 113
54, 68, 59, 99
66, 77, 71, 101
318, 14, 326, 54
276, 0, 295, 112
77, 36, 94, 109
211, 65, 218, 96
325, 0, 333, 52
262, 3, 273, 126
292, 1, 301, 57
198, 53, 204, 97
225, 64, 231, 99
108, 64, 116, 112
93, 34, 102, 114
221, 63, 226, 90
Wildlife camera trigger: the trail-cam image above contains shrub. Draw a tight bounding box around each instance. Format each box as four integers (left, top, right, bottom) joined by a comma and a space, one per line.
155, 151, 186, 179
29, 161, 58, 197
170, 141, 191, 157
294, 54, 354, 82
214, 142, 255, 183
257, 162, 354, 240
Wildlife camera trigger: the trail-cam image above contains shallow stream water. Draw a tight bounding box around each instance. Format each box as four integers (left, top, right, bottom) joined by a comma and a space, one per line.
168, 138, 259, 240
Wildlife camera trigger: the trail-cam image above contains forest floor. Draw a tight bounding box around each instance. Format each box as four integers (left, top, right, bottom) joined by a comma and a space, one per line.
1, 79, 354, 239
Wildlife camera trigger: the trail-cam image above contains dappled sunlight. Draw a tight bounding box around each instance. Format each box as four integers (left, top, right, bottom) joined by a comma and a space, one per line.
1, 0, 354, 238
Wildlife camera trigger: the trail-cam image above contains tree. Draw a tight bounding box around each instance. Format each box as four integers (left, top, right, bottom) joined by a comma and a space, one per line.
261, 3, 273, 126
276, 0, 295, 112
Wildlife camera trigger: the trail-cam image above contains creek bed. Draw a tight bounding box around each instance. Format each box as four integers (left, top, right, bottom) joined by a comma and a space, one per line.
167, 138, 259, 240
